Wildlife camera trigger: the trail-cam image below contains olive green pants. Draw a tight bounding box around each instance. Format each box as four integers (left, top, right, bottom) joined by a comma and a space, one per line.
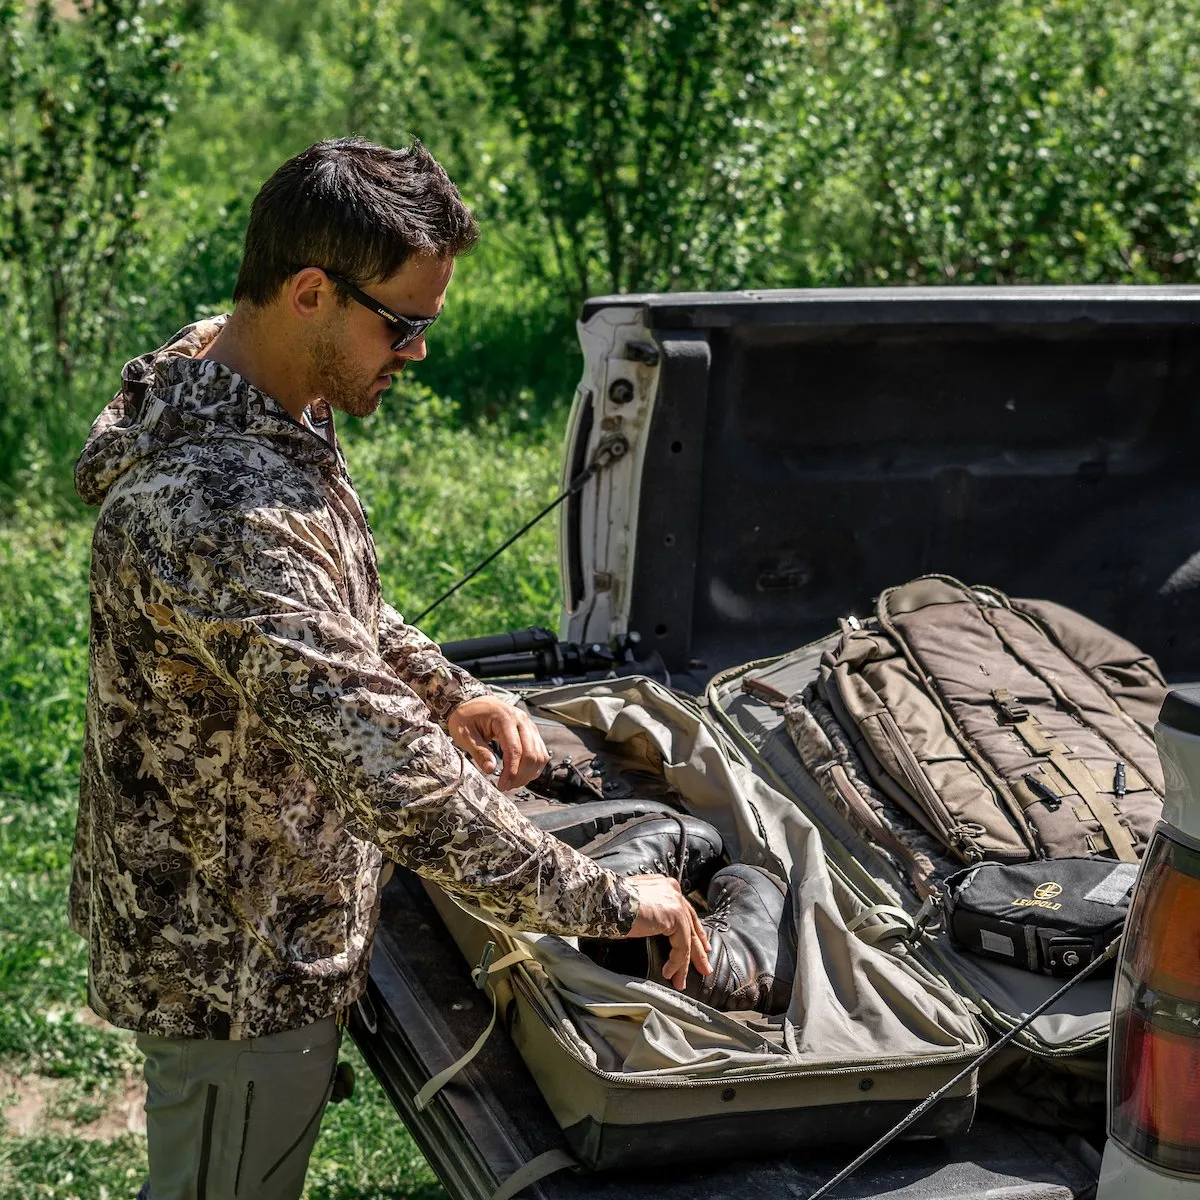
136, 1017, 340, 1200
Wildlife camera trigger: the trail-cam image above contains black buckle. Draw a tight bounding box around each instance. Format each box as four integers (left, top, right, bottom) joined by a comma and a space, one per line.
1024, 773, 1062, 811
992, 689, 1029, 723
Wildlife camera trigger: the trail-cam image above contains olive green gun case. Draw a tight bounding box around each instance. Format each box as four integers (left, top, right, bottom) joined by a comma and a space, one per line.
708, 575, 1168, 1130
420, 675, 988, 1171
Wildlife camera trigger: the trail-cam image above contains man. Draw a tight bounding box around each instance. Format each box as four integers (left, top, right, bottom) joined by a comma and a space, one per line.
71, 137, 710, 1200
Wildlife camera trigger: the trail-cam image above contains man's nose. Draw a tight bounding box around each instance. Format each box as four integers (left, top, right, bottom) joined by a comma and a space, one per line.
401, 335, 428, 362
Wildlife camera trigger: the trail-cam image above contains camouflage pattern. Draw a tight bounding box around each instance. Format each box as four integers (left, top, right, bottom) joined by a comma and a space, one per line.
70, 319, 638, 1040
784, 683, 946, 894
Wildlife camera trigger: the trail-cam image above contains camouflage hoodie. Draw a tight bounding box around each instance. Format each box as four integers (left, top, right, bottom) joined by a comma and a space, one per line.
70, 318, 637, 1040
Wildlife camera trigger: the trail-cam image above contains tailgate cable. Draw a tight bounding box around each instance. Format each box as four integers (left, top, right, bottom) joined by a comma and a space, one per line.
805, 933, 1123, 1200
411, 435, 628, 625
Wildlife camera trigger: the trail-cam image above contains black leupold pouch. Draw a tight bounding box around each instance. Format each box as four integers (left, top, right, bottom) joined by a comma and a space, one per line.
942, 858, 1137, 977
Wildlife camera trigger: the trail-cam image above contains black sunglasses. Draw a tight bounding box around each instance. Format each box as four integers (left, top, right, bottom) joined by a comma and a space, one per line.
323, 271, 440, 352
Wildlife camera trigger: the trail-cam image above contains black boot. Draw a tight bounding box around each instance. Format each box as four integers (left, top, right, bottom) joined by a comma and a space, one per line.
519, 796, 679, 848
579, 813, 725, 896
575, 813, 724, 978
649, 864, 795, 1015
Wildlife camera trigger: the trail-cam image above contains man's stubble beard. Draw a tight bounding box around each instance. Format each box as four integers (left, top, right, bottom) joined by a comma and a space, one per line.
308, 322, 385, 419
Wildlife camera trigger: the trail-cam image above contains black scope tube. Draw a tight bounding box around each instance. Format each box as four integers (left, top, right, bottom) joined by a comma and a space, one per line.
453, 653, 547, 679
439, 626, 557, 664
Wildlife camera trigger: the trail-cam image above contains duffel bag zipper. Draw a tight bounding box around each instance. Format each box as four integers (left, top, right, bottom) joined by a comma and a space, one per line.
873, 710, 985, 860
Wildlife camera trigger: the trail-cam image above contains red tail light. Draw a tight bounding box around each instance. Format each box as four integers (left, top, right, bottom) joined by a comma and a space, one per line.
1110, 830, 1200, 1175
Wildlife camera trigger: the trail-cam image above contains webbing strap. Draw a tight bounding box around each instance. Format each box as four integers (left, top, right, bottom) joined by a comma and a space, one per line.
827, 765, 936, 899
490, 1148, 578, 1200
1050, 750, 1139, 863
1000, 705, 1139, 863
413, 946, 529, 1112
1004, 718, 1075, 798
846, 903, 916, 945
1005, 713, 1054, 756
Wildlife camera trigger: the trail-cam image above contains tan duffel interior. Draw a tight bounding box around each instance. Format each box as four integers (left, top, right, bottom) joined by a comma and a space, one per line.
423, 676, 988, 1171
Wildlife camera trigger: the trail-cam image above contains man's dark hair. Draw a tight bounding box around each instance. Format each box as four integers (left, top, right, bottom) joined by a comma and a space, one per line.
233, 137, 478, 306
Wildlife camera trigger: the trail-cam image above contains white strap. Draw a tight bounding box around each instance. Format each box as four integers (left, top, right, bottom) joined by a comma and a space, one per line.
413, 946, 528, 1112
490, 1147, 578, 1200
354, 994, 378, 1035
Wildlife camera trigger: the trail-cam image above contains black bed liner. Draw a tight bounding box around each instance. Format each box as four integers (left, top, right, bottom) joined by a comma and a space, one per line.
580, 285, 1200, 684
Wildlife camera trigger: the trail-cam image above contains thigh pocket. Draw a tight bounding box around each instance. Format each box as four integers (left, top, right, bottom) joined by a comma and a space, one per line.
231, 1032, 338, 1196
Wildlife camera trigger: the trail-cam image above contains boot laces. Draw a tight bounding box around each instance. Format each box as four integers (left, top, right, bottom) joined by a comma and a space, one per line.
707, 893, 733, 932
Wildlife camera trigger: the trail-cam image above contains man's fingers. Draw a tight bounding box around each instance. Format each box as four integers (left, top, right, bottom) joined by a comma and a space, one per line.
457, 726, 497, 775
663, 919, 691, 989
516, 717, 549, 781
622, 874, 709, 988
690, 902, 712, 958
496, 724, 524, 790
448, 699, 549, 789
527, 716, 550, 767
689, 907, 712, 976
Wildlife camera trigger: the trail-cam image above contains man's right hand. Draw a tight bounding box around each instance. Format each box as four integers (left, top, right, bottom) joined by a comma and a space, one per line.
624, 874, 712, 989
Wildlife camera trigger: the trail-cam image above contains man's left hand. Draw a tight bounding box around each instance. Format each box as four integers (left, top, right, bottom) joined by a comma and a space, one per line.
447, 697, 550, 791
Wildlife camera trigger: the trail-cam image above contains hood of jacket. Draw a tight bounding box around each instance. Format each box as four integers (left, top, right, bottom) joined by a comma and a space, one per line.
75, 317, 336, 507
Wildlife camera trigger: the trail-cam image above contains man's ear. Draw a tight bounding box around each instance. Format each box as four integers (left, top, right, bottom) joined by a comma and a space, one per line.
285, 268, 332, 323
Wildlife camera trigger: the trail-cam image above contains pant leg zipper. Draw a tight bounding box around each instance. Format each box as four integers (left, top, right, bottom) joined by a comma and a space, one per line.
234, 1080, 254, 1195
196, 1084, 218, 1200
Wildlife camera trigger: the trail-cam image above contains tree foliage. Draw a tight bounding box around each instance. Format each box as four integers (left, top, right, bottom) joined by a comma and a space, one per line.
4, 0, 1200, 497
770, 0, 1200, 285
0, 0, 185, 391
465, 0, 803, 303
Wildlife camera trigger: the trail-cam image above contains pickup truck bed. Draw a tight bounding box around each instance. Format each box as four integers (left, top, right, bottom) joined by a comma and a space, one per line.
351, 870, 1099, 1200
353, 284, 1200, 1200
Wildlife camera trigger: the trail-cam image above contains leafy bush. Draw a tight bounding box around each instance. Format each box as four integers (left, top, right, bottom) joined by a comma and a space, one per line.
466, 0, 804, 303
768, 0, 1200, 286
4, 0, 1200, 494
0, 0, 189, 500
0, 0, 185, 390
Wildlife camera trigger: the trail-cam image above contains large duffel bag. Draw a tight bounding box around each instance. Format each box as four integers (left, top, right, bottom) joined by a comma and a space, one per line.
705, 581, 1169, 1130
421, 676, 988, 1172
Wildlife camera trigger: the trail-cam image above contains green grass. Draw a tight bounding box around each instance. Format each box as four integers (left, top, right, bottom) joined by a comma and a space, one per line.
0, 404, 565, 1196
343, 383, 564, 643
0, 1135, 149, 1198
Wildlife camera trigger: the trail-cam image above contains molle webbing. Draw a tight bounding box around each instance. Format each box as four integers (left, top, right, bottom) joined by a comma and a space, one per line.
993, 689, 1139, 863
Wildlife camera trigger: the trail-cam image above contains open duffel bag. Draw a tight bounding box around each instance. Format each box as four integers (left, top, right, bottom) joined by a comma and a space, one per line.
705, 578, 1168, 1130
420, 676, 988, 1172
